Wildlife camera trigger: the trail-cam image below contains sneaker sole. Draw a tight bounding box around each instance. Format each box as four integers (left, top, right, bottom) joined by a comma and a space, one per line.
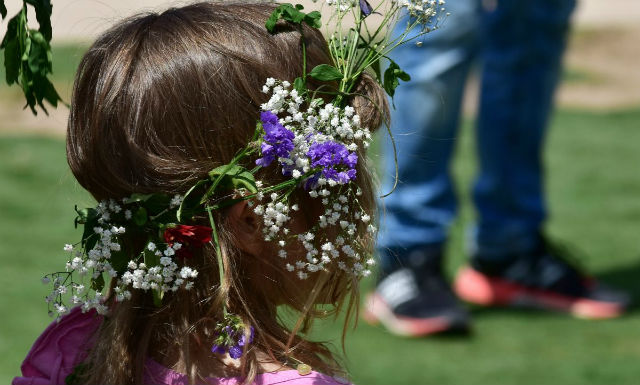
362, 293, 464, 337
454, 266, 624, 319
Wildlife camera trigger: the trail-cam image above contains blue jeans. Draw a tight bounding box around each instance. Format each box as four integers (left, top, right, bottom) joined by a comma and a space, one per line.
378, 0, 576, 270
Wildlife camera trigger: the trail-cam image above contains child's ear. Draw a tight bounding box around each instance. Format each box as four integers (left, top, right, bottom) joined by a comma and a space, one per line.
227, 201, 262, 256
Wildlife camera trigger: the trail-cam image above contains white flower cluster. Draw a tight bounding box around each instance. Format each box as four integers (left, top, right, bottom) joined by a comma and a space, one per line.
44, 197, 196, 319
254, 192, 294, 241
325, 0, 356, 13
118, 255, 198, 299
255, 79, 377, 279
394, 0, 446, 25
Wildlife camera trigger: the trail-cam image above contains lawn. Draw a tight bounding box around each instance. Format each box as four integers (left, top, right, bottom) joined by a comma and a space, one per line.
1, 107, 639, 384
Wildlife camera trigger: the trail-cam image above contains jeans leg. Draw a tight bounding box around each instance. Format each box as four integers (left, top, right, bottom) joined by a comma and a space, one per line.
378, 0, 481, 271
472, 0, 576, 259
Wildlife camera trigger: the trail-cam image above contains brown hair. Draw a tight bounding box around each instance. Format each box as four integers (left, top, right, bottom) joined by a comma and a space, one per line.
67, 2, 388, 384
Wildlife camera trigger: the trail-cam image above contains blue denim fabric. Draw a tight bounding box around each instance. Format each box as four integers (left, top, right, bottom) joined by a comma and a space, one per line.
377, 0, 576, 269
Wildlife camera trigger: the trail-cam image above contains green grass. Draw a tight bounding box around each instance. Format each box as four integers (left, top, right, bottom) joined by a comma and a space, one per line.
1, 108, 639, 384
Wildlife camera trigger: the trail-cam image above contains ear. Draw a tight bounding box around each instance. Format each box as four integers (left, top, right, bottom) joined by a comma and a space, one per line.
227, 200, 263, 256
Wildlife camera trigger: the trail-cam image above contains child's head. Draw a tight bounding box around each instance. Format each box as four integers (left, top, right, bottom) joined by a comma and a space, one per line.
66, 2, 387, 383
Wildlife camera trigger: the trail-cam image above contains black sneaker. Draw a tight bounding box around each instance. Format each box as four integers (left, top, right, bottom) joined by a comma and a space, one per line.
454, 235, 631, 319
363, 247, 470, 336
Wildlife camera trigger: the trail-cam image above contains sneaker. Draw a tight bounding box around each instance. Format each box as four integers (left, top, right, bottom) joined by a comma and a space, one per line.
363, 248, 470, 337
454, 236, 631, 319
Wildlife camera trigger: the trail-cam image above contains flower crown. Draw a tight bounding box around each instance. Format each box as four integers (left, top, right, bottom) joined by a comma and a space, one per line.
43, 0, 446, 359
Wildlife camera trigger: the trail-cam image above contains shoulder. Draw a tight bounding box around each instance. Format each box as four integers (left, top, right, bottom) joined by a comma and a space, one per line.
12, 307, 103, 385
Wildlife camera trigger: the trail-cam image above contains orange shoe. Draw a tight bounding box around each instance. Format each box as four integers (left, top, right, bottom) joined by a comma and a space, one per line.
454, 241, 630, 319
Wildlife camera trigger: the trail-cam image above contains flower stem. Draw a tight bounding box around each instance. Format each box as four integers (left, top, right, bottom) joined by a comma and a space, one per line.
206, 205, 227, 316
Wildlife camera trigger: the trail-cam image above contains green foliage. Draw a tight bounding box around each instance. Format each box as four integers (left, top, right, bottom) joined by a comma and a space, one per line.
25, 0, 52, 41
309, 64, 343, 81
0, 0, 61, 115
265, 3, 322, 33
207, 164, 258, 196
75, 207, 99, 255
383, 59, 411, 98
293, 76, 305, 94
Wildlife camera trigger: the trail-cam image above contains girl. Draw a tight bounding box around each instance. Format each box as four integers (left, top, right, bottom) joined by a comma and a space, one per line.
14, 1, 389, 384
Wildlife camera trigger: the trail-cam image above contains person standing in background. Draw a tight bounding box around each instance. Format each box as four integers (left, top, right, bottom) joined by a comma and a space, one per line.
364, 0, 631, 336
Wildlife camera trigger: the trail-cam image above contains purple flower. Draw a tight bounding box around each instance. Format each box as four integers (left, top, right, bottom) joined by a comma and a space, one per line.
228, 345, 243, 359
238, 326, 255, 347
307, 141, 358, 184
211, 324, 254, 359
256, 111, 295, 167
359, 0, 374, 17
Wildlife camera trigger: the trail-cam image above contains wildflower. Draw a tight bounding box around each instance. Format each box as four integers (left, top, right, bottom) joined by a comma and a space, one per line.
307, 141, 358, 184
163, 225, 213, 258
256, 111, 295, 167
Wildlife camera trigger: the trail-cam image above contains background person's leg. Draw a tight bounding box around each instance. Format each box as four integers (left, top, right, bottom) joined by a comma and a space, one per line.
456, 0, 629, 318
366, 0, 481, 336
378, 0, 481, 270
472, 0, 575, 258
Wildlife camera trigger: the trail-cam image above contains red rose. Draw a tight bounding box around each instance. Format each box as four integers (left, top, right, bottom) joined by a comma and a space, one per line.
163, 225, 213, 258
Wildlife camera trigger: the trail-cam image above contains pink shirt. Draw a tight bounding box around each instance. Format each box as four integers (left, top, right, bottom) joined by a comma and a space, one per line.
13, 307, 350, 385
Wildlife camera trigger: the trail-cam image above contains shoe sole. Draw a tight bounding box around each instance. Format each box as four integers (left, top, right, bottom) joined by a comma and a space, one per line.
454, 266, 624, 319
362, 293, 465, 337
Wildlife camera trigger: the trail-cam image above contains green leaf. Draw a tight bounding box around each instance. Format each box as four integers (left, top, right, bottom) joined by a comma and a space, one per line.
207, 164, 258, 199
309, 64, 343, 81
77, 208, 99, 253
152, 289, 164, 308
27, 30, 51, 76
144, 247, 160, 267
91, 274, 105, 292
265, 4, 321, 32
40, 76, 61, 107
265, 7, 284, 32
1, 1, 7, 19
125, 193, 171, 216
282, 4, 305, 24
0, 4, 62, 115
125, 193, 155, 203
109, 236, 129, 274
293, 76, 305, 94
303, 11, 322, 29
177, 179, 209, 222
133, 207, 148, 226
383, 60, 411, 98
75, 206, 97, 225
1, 11, 23, 85
25, 0, 53, 41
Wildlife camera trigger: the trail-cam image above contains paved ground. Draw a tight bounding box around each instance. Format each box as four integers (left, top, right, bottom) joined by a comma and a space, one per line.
1, 0, 638, 134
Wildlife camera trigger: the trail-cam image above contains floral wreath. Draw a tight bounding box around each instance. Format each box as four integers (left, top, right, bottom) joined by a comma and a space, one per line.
42, 0, 446, 360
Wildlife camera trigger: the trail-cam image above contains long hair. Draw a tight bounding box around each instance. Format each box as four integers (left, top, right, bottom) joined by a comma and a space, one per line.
66, 2, 388, 384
